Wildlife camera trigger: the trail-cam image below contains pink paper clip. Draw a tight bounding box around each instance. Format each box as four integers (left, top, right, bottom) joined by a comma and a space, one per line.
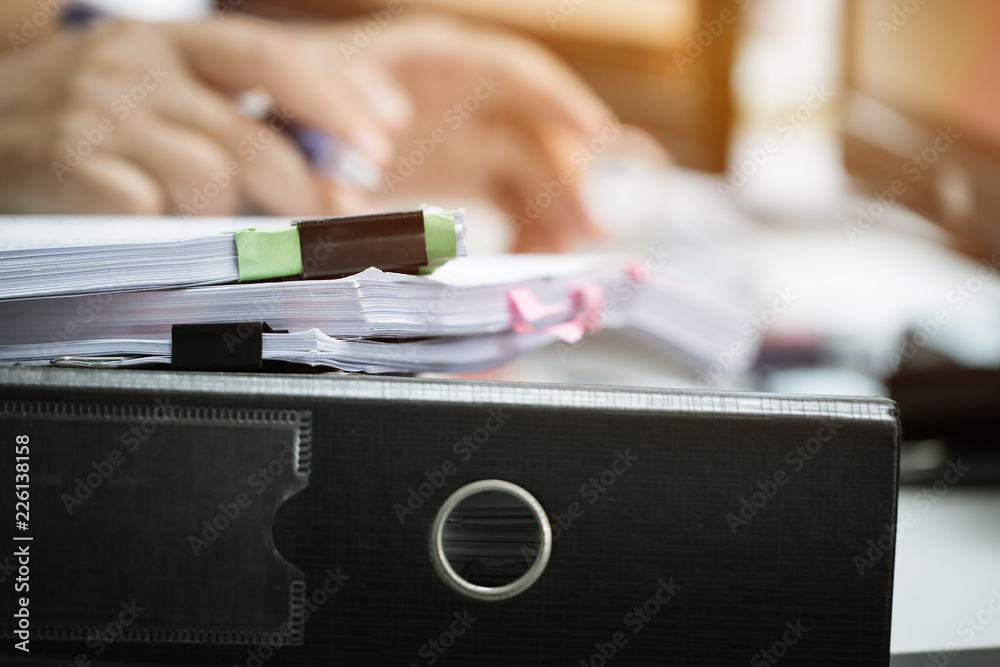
507, 283, 605, 344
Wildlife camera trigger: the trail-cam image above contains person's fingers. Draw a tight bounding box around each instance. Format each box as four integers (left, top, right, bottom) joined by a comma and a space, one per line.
318, 183, 383, 216
0, 109, 165, 215
103, 112, 241, 215
405, 19, 612, 137
152, 80, 328, 215
535, 125, 608, 240
342, 64, 414, 136
239, 131, 328, 216
491, 125, 603, 252
170, 17, 395, 166
78, 67, 329, 216
501, 174, 565, 253
56, 152, 165, 215
516, 127, 605, 251
487, 39, 612, 138
295, 27, 414, 134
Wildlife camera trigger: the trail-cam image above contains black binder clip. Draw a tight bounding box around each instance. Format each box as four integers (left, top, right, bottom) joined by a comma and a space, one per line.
295, 210, 427, 279
171, 322, 279, 372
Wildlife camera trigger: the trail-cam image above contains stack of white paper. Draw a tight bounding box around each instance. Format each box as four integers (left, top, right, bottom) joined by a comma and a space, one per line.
0, 217, 755, 373
0, 211, 466, 300
0, 256, 627, 344
0, 236, 239, 299
0, 329, 560, 374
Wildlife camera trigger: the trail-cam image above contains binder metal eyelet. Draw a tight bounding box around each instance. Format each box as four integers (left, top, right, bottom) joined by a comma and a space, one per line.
430, 479, 552, 602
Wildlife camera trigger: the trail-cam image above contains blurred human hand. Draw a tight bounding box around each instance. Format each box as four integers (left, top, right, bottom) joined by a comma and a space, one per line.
299, 14, 617, 252
0, 16, 405, 215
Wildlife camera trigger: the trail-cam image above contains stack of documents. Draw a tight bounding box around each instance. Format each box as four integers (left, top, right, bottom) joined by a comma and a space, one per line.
0, 215, 753, 374
0, 208, 465, 299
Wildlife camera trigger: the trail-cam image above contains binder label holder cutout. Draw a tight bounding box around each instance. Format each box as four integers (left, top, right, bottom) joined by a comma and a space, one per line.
430, 479, 553, 602
0, 399, 311, 646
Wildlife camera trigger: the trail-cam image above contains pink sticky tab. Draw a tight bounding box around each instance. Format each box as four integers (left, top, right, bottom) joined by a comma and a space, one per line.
626, 260, 651, 284
508, 287, 567, 323
546, 320, 586, 344
573, 283, 605, 334
507, 283, 606, 342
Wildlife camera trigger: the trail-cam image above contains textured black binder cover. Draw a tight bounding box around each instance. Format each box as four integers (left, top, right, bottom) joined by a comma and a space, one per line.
0, 368, 898, 666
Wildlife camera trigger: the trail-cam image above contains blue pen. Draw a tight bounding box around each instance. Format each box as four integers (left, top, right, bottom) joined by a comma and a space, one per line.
286, 124, 383, 192
60, 2, 109, 28
234, 90, 383, 193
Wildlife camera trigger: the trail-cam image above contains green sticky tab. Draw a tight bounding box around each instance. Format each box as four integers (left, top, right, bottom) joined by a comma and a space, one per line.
234, 227, 304, 282
420, 210, 457, 275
